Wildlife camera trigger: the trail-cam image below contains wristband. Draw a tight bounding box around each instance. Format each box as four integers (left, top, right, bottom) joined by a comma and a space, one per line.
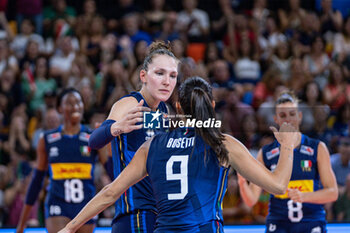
89, 119, 116, 149
25, 169, 46, 205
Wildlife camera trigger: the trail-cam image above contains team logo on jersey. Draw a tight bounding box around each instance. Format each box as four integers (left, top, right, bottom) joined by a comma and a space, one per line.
301, 160, 312, 172
50, 163, 92, 179
145, 129, 155, 141
79, 132, 90, 142
300, 145, 314, 156
266, 148, 280, 160
274, 179, 314, 199
269, 223, 276, 232
80, 146, 91, 157
270, 164, 277, 172
311, 226, 321, 233
49, 147, 59, 157
47, 132, 61, 143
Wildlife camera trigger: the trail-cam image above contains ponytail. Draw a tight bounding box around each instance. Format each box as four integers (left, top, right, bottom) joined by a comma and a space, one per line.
179, 77, 228, 164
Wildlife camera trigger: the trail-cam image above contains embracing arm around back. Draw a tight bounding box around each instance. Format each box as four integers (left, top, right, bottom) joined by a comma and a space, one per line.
287, 142, 338, 204
58, 138, 152, 233
224, 123, 297, 196
89, 98, 151, 149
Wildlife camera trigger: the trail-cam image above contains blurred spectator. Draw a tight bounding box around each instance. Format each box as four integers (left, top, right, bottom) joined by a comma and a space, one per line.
100, 59, 132, 109
0, 39, 19, 75
210, 59, 234, 105
278, 0, 306, 32
65, 53, 94, 89
10, 19, 44, 59
303, 35, 330, 90
323, 63, 350, 110
31, 107, 60, 150
253, 67, 283, 108
333, 17, 350, 63
252, 0, 269, 34
334, 173, 350, 221
221, 85, 254, 138
319, 0, 343, 35
0, 165, 9, 227
258, 14, 286, 59
121, 12, 152, 47
49, 36, 76, 83
269, 41, 292, 82
331, 103, 350, 137
4, 161, 38, 227
144, 0, 168, 37
80, 16, 105, 69
288, 58, 312, 95
153, 11, 179, 42
299, 81, 327, 133
16, 0, 43, 35
176, 0, 209, 43
75, 0, 99, 38
20, 39, 41, 71
22, 56, 57, 114
331, 136, 350, 194
8, 105, 30, 163
234, 40, 261, 87
104, 0, 140, 32
43, 0, 76, 37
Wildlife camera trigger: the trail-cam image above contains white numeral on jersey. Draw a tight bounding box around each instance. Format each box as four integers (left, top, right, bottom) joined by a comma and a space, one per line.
287, 200, 303, 222
64, 179, 84, 203
166, 155, 189, 200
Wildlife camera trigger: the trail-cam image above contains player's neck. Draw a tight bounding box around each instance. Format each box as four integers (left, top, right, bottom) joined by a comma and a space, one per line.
62, 123, 81, 135
140, 89, 160, 111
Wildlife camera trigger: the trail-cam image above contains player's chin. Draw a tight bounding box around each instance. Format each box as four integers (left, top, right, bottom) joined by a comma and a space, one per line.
156, 92, 171, 102
70, 112, 82, 123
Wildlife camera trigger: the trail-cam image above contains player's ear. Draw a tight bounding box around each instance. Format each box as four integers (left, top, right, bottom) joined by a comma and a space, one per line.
212, 100, 215, 109
140, 69, 147, 84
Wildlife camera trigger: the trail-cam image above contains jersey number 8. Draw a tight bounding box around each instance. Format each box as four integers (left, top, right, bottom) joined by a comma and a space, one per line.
64, 179, 84, 203
166, 155, 189, 200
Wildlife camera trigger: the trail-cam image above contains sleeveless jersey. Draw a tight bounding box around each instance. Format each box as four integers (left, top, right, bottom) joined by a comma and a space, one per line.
147, 127, 229, 233
44, 125, 96, 210
262, 134, 325, 223
112, 92, 168, 221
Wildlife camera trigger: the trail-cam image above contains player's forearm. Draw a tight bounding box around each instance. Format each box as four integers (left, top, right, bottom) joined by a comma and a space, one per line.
65, 184, 120, 232
271, 145, 294, 194
301, 187, 338, 204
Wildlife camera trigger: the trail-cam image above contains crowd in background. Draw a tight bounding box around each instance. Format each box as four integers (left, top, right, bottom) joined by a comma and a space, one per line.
0, 0, 350, 228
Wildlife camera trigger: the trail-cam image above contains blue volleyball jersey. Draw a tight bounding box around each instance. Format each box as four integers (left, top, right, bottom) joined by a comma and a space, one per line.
112, 92, 168, 221
146, 127, 229, 233
262, 134, 325, 223
44, 125, 97, 209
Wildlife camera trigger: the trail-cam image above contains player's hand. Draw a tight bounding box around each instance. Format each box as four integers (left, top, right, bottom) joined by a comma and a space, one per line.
237, 173, 247, 186
110, 100, 151, 136
270, 122, 298, 148
287, 188, 304, 203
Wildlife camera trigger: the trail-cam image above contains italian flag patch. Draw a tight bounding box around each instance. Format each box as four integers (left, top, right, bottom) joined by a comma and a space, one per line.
301, 160, 312, 168
80, 146, 91, 156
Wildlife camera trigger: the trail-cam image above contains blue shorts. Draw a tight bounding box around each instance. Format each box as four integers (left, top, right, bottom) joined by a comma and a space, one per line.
265, 219, 326, 233
112, 210, 156, 233
45, 197, 95, 224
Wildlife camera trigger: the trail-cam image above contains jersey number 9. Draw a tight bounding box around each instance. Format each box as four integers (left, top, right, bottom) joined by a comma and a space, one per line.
166, 155, 189, 200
